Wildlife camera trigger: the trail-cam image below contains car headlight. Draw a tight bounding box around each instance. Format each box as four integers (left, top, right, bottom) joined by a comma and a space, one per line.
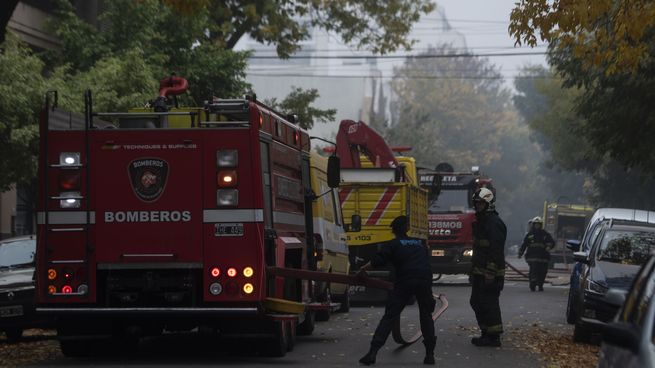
585, 279, 608, 295
463, 249, 473, 257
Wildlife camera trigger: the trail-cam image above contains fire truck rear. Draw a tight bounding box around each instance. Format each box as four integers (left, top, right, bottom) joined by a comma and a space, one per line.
419, 164, 493, 276
35, 81, 327, 356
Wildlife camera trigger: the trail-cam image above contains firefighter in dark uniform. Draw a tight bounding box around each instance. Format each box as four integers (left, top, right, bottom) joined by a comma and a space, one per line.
358, 215, 437, 365
518, 216, 555, 291
469, 187, 507, 347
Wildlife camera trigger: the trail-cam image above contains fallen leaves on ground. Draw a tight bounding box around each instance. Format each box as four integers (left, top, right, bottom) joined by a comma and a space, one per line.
509, 324, 599, 368
0, 329, 61, 367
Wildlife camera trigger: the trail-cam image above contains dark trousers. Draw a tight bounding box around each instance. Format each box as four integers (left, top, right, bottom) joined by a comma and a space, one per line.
469, 275, 503, 335
370, 279, 436, 350
528, 261, 549, 287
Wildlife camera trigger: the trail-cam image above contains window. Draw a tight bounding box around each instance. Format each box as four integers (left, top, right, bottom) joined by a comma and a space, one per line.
0, 239, 35, 268
428, 189, 469, 213
596, 228, 655, 265
621, 256, 655, 324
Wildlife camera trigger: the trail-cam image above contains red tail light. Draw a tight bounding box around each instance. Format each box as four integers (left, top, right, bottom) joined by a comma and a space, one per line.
227, 268, 237, 277
210, 267, 221, 278
61, 285, 73, 294
59, 172, 81, 190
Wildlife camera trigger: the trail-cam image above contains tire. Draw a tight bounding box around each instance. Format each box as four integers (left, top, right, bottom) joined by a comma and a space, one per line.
573, 322, 592, 343
262, 321, 288, 357
336, 289, 350, 313
4, 327, 23, 343
566, 289, 578, 324
297, 310, 315, 336
315, 287, 331, 322
286, 321, 296, 352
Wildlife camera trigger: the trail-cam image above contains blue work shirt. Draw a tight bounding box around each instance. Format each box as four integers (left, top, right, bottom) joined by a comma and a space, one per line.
371, 235, 432, 282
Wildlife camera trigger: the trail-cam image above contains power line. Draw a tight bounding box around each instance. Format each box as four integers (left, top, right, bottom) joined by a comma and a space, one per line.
247, 73, 553, 80
247, 51, 547, 60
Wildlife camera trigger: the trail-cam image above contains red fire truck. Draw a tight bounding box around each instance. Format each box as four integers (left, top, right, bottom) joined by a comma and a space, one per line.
35, 79, 339, 357
419, 163, 493, 277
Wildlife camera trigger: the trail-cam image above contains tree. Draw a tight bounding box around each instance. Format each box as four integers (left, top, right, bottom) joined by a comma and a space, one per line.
169, 0, 435, 58
513, 66, 655, 210
385, 45, 545, 243
265, 87, 336, 131
509, 0, 655, 75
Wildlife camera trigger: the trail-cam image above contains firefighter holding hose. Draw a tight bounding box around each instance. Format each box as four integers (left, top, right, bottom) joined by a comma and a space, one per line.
358, 215, 437, 365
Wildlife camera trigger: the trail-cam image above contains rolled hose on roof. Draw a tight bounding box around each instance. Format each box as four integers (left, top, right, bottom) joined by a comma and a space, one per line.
159, 75, 188, 97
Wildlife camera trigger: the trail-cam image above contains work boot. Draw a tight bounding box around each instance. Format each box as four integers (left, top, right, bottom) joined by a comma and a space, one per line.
538, 285, 544, 292
470, 333, 486, 345
423, 340, 436, 365
471, 334, 501, 347
359, 348, 378, 365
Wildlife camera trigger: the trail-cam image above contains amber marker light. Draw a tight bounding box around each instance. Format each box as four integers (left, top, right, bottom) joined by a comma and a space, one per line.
217, 170, 238, 187
48, 285, 57, 295
48, 269, 57, 280
227, 268, 237, 277
243, 267, 254, 278
243, 283, 254, 294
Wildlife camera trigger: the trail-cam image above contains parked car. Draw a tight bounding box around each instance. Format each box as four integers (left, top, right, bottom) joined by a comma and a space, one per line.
566, 208, 655, 324
0, 235, 47, 343
597, 253, 655, 367
569, 219, 655, 342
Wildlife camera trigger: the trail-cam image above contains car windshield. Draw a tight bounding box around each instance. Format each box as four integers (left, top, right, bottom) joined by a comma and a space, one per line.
0, 239, 35, 268
429, 189, 469, 212
596, 229, 655, 265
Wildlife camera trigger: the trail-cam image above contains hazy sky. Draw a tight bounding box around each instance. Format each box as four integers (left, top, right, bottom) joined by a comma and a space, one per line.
437, 0, 548, 83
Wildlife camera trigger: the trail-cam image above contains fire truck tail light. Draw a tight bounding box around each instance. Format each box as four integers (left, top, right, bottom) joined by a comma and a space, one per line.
209, 282, 223, 295
210, 267, 221, 278
59, 192, 81, 209
59, 172, 81, 190
217, 170, 238, 187
77, 284, 89, 295
48, 285, 57, 295
61, 285, 73, 294
59, 152, 80, 166
227, 268, 237, 277
243, 267, 254, 278
47, 269, 57, 280
217, 189, 238, 206
243, 283, 254, 294
217, 150, 238, 167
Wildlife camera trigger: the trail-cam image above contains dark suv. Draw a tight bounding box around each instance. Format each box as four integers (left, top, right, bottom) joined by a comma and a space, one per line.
0, 235, 48, 343
569, 221, 655, 342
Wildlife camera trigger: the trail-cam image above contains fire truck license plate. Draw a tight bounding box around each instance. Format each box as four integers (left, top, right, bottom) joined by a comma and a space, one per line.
215, 223, 244, 237
0, 305, 23, 318
431, 249, 445, 257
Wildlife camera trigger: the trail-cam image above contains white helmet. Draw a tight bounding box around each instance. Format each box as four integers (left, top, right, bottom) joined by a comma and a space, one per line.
532, 216, 543, 224
472, 187, 494, 204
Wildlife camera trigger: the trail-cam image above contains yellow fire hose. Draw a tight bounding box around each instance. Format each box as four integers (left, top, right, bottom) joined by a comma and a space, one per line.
266, 266, 448, 346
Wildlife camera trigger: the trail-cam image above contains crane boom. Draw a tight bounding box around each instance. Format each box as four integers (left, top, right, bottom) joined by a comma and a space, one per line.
335, 119, 398, 169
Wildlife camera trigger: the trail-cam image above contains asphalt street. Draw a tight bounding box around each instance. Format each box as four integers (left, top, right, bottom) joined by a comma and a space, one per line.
2, 275, 570, 367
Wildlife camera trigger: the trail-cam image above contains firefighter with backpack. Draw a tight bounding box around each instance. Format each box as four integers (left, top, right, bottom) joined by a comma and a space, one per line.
518, 216, 555, 291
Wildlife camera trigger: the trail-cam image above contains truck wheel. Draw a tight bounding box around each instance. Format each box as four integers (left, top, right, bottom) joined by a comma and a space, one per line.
286, 321, 296, 352
262, 321, 287, 357
4, 327, 23, 343
315, 287, 331, 322
297, 310, 315, 336
336, 289, 350, 313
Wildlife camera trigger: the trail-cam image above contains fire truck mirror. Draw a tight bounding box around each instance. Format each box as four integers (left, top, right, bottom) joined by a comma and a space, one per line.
350, 214, 362, 232
327, 155, 341, 188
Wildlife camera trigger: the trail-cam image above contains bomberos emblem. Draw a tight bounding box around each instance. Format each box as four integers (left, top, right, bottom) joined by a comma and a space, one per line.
128, 158, 169, 202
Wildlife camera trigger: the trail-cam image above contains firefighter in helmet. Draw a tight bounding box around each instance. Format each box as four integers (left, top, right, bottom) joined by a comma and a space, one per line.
469, 187, 507, 347
518, 216, 555, 291
358, 215, 437, 365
